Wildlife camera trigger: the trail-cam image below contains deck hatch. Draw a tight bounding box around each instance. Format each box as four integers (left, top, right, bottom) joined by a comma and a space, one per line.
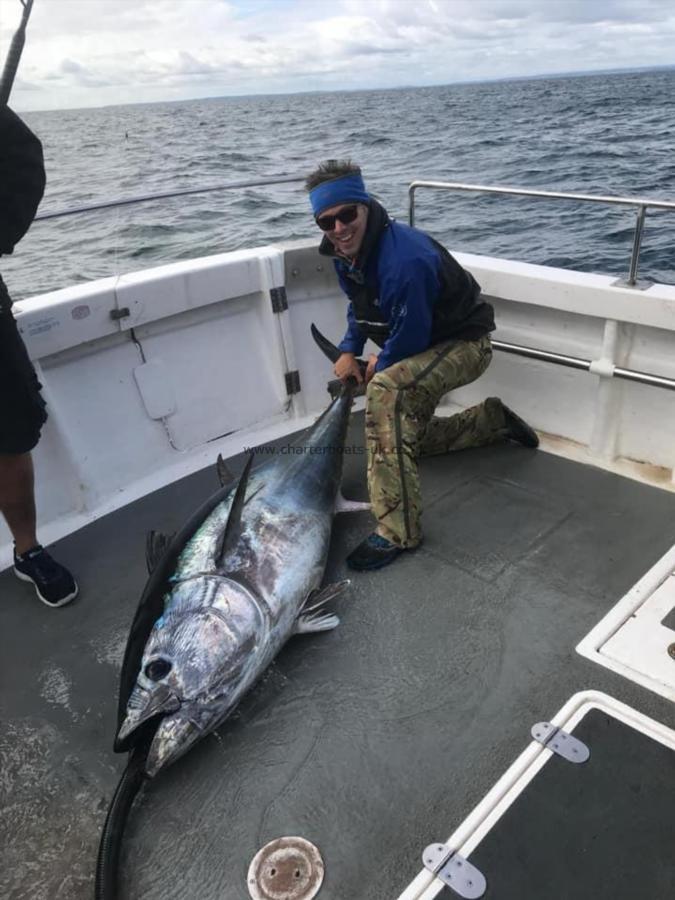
448, 708, 675, 899
399, 694, 675, 900
577, 546, 675, 701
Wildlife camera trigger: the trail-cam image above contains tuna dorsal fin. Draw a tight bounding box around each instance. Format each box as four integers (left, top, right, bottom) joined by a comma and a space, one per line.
214, 453, 254, 568
310, 322, 368, 379
216, 453, 234, 487
145, 530, 175, 574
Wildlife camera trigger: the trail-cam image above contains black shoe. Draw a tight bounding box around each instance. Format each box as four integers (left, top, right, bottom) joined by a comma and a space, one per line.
346, 533, 406, 571
488, 398, 539, 448
13, 545, 78, 608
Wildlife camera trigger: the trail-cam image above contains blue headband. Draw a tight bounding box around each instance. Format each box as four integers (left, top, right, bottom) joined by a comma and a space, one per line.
309, 173, 370, 218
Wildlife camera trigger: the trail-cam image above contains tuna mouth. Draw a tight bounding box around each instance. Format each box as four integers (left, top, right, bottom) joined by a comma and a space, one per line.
116, 685, 181, 744
145, 710, 204, 777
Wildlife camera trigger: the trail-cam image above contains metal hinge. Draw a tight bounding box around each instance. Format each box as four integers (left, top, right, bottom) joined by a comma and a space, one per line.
110, 307, 130, 320
285, 370, 301, 395
531, 721, 590, 763
423, 844, 486, 898
270, 286, 288, 313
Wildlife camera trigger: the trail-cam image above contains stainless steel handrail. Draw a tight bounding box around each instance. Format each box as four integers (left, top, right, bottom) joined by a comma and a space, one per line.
28, 172, 675, 391
408, 180, 675, 286
34, 174, 306, 221
492, 339, 675, 392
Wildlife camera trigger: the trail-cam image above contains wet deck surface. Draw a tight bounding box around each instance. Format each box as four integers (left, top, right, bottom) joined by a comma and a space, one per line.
2, 414, 675, 899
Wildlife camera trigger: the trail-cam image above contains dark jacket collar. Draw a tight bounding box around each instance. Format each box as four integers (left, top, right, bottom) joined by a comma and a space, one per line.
318, 199, 391, 270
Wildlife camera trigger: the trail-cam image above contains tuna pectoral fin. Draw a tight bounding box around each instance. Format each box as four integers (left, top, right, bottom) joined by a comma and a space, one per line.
302, 579, 350, 613
295, 580, 349, 634
145, 530, 176, 574
294, 612, 340, 634
335, 494, 371, 514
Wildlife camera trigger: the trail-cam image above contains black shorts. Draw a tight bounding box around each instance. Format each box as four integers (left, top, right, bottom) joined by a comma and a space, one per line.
0, 278, 48, 454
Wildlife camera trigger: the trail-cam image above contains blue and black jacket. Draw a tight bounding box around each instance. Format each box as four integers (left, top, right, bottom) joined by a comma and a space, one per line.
319, 199, 494, 372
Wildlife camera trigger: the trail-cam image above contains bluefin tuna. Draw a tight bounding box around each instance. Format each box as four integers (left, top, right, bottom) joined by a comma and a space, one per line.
115, 365, 366, 776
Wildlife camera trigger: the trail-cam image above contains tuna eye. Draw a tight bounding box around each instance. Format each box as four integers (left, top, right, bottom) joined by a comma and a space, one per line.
145, 658, 172, 681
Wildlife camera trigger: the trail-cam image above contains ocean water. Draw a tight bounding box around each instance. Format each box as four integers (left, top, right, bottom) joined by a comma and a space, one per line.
3, 68, 675, 301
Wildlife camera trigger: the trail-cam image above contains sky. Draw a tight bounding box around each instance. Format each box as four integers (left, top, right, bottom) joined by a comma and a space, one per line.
1, 0, 674, 111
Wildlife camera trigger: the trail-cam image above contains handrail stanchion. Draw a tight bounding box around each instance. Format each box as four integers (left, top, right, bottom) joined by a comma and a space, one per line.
408, 183, 417, 228
627, 205, 646, 286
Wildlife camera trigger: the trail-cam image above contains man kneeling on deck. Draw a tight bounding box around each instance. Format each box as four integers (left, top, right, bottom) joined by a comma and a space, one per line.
306, 160, 538, 572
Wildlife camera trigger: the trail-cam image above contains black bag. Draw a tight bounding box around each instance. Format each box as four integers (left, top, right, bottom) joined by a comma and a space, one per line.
0, 105, 46, 256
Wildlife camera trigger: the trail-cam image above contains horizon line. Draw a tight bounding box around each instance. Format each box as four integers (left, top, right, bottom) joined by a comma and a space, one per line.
14, 62, 675, 116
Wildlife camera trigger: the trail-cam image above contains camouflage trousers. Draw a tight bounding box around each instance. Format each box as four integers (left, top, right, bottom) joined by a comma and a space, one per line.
365, 335, 508, 548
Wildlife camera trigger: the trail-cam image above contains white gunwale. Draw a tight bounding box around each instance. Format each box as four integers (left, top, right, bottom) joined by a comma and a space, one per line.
3, 238, 675, 571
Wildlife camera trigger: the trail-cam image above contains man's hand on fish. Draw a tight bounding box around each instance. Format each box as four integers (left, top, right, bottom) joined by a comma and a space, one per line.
365, 354, 378, 383
335, 352, 363, 383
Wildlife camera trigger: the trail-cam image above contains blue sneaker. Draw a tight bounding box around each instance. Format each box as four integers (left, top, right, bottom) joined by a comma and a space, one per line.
346, 533, 405, 571
13, 545, 78, 608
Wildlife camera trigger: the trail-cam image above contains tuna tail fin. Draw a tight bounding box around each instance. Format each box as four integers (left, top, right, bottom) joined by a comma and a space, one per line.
327, 376, 366, 400
214, 452, 254, 568
310, 323, 368, 380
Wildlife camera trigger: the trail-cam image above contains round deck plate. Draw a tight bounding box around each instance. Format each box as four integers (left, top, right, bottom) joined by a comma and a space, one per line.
247, 836, 325, 900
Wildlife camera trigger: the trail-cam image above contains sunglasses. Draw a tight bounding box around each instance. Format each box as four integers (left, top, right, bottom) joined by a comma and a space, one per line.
316, 204, 359, 232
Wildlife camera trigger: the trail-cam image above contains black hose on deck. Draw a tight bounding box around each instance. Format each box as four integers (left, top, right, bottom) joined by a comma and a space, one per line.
95, 746, 148, 900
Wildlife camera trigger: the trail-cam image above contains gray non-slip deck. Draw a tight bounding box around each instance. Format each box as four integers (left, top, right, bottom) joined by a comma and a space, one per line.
2, 415, 675, 900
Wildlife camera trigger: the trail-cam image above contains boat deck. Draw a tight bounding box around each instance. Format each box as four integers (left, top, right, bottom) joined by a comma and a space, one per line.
2, 413, 675, 899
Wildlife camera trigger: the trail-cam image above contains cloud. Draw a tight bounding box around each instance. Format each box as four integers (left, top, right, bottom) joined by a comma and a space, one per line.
60, 58, 86, 75
1, 0, 674, 110
40, 56, 117, 88
172, 51, 220, 76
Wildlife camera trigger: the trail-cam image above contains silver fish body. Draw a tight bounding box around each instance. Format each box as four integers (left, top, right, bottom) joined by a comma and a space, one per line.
118, 386, 355, 775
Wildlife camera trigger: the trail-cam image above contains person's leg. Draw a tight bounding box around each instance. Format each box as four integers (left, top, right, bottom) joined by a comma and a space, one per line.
0, 451, 38, 555
4, 450, 79, 607
364, 367, 434, 551
0, 303, 78, 606
348, 336, 494, 570
419, 396, 538, 456
1, 306, 44, 554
